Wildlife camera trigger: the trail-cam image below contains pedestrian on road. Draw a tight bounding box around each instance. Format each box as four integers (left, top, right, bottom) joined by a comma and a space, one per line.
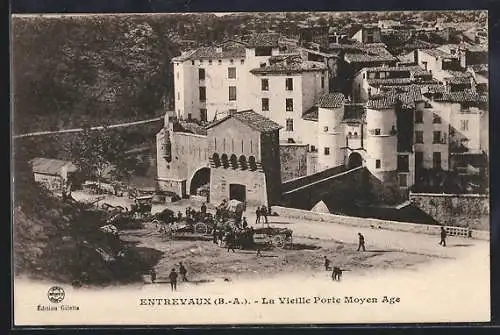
242, 217, 248, 229
201, 202, 207, 215
261, 205, 268, 225
357, 233, 366, 251
332, 267, 342, 281
212, 227, 218, 244
439, 227, 447, 247
169, 268, 178, 291
150, 268, 157, 283
179, 262, 188, 282
255, 207, 261, 224
324, 256, 331, 271
226, 232, 236, 253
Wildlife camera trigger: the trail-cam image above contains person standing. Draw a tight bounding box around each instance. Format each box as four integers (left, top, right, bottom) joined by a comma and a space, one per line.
261, 205, 268, 225
439, 227, 447, 247
242, 217, 248, 229
201, 202, 207, 215
179, 262, 188, 282
169, 268, 178, 291
357, 233, 366, 251
255, 207, 261, 224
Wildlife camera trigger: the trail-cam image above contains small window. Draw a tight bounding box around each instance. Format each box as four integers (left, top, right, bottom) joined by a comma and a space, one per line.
199, 87, 206, 102
324, 126, 328, 132
310, 145, 316, 152
286, 119, 294, 131
229, 86, 237, 101
415, 109, 423, 123
240, 59, 245, 64
230, 59, 234, 64
286, 98, 294, 112
321, 76, 325, 89
218, 59, 222, 65
433, 114, 441, 124
200, 109, 207, 122
363, 73, 366, 79
433, 131, 441, 144
374, 128, 381, 135
191, 60, 195, 65
260, 63, 266, 68
460, 119, 469, 131
380, 72, 386, 79
376, 159, 381, 169
286, 78, 294, 91
262, 98, 269, 111
368, 72, 376, 79
208, 59, 213, 65
199, 68, 205, 80
228, 67, 236, 79
261, 79, 269, 91
324, 147, 330, 155
415, 130, 424, 144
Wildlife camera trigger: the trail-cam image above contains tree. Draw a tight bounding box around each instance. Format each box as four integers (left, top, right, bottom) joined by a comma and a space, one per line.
68, 127, 131, 190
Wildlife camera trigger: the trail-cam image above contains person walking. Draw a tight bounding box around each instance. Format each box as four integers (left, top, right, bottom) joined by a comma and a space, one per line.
150, 268, 157, 283
255, 207, 261, 224
439, 227, 447, 247
201, 202, 207, 215
242, 217, 248, 229
357, 233, 366, 251
179, 262, 188, 282
226, 231, 236, 253
324, 256, 331, 271
169, 268, 178, 291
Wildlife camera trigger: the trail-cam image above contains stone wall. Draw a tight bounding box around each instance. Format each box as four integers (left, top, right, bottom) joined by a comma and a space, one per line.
279, 144, 308, 182
273, 206, 489, 240
210, 167, 268, 207
409, 192, 489, 230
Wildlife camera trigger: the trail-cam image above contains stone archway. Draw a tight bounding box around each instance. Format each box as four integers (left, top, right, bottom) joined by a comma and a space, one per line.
189, 167, 211, 196
348, 152, 363, 169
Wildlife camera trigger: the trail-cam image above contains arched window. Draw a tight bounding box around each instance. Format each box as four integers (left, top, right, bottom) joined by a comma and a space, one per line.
221, 154, 229, 168
239, 155, 247, 170
212, 153, 221, 167
230, 154, 238, 169
248, 156, 257, 171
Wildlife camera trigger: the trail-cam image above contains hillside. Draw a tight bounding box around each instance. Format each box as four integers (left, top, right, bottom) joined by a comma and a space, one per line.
13, 153, 162, 285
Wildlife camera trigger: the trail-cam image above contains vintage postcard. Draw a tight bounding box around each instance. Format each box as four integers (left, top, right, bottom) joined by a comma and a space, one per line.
11, 10, 490, 326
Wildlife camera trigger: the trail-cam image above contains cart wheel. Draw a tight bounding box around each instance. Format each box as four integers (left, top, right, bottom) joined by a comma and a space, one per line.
194, 222, 208, 234
273, 235, 285, 249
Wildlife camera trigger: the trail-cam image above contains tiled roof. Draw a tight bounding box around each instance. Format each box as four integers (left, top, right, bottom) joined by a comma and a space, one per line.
367, 85, 423, 109
318, 93, 346, 108
250, 59, 326, 74
368, 78, 413, 86
344, 52, 397, 63
468, 64, 488, 74
246, 33, 280, 48
175, 121, 208, 136
419, 48, 455, 59
433, 90, 488, 103
302, 106, 318, 121
173, 40, 246, 61
445, 77, 473, 85
206, 110, 282, 133
29, 157, 78, 176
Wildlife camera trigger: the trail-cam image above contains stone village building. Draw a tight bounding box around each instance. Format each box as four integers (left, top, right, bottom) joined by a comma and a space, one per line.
156, 110, 282, 207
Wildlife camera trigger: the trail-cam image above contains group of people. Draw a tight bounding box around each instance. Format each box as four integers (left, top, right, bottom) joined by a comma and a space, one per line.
255, 205, 270, 225
149, 262, 188, 291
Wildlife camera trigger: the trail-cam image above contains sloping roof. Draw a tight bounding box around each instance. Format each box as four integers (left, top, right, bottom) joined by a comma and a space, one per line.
173, 40, 246, 61
250, 59, 326, 74
468, 64, 488, 74
433, 90, 488, 103
419, 48, 455, 59
343, 104, 366, 122
206, 110, 282, 133
29, 157, 78, 176
367, 85, 423, 109
344, 52, 397, 63
318, 93, 345, 108
302, 106, 318, 121
246, 33, 280, 48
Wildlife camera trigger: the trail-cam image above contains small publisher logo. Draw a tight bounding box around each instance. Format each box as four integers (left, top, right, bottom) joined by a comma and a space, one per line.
47, 286, 65, 303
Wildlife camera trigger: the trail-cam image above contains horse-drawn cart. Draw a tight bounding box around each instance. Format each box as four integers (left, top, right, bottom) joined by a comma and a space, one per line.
253, 226, 293, 249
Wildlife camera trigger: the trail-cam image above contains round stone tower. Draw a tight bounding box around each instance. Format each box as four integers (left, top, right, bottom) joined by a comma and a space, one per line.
317, 93, 346, 171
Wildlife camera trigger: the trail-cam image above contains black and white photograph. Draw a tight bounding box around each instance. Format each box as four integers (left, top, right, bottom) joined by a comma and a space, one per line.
11, 10, 490, 325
